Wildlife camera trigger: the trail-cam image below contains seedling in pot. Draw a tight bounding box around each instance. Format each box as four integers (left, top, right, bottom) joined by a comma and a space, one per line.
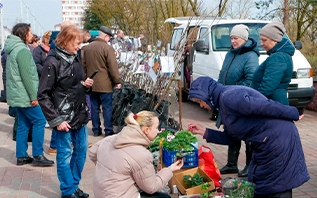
175, 151, 191, 161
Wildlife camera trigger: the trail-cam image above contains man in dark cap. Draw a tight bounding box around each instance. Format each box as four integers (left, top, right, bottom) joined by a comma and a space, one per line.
81, 26, 121, 137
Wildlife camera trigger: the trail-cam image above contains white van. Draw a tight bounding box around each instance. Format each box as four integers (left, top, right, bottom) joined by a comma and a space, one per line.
165, 17, 315, 114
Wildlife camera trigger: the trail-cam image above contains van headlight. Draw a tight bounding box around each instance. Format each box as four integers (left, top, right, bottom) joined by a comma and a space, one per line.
297, 68, 313, 78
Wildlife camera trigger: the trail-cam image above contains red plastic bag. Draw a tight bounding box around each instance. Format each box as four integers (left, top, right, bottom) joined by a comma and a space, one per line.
198, 145, 221, 187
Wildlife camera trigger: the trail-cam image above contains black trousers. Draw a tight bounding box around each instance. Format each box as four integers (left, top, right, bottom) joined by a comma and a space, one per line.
140, 191, 171, 198
254, 189, 292, 198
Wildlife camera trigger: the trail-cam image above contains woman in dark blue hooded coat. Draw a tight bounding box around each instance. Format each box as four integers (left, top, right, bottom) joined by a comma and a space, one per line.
188, 76, 309, 197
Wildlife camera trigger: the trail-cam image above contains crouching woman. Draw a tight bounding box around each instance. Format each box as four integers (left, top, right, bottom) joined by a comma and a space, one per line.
89, 111, 183, 198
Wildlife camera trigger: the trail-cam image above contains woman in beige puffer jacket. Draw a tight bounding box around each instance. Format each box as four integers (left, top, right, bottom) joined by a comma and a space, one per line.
89, 111, 183, 198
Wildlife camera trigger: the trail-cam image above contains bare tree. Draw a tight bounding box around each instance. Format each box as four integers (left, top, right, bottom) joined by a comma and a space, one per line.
87, 0, 203, 47
218, 0, 230, 16
283, 0, 290, 29
255, 0, 282, 20
224, 0, 254, 19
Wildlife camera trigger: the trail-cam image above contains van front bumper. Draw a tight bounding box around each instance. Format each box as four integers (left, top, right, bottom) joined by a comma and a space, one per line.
288, 86, 316, 108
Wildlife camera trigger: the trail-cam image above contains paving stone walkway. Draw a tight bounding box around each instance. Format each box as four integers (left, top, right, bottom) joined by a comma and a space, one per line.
0, 100, 316, 197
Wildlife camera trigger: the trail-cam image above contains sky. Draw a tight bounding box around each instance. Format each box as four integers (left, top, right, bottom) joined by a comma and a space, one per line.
1, 0, 62, 35
0, 0, 272, 36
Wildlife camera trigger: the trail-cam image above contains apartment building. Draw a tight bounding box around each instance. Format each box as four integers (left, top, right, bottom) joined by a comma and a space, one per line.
61, 0, 88, 28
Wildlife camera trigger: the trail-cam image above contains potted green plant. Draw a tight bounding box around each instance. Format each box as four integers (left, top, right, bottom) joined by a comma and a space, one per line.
182, 174, 214, 198
200, 182, 213, 198
183, 173, 204, 188
222, 178, 255, 198
163, 130, 197, 151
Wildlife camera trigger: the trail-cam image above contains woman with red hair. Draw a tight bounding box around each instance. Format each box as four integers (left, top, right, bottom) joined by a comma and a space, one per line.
38, 25, 93, 198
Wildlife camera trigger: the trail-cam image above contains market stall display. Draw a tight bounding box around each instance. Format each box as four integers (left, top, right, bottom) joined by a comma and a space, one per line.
111, 25, 190, 133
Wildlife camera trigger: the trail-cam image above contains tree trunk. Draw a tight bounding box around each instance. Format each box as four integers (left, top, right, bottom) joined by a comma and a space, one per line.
283, 0, 289, 30
218, 0, 229, 17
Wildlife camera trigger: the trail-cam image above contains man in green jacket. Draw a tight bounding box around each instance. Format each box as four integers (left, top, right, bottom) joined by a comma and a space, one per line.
4, 23, 54, 167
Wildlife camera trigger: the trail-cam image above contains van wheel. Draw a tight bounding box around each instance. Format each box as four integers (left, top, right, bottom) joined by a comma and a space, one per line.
297, 107, 304, 115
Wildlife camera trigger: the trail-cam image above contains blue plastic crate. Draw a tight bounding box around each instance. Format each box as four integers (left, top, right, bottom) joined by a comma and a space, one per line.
163, 147, 198, 168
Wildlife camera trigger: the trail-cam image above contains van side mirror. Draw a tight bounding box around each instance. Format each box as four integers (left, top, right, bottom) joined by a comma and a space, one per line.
293, 40, 302, 50
195, 40, 209, 54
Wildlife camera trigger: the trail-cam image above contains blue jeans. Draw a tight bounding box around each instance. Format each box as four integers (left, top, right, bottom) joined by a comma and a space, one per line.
90, 92, 113, 135
86, 94, 91, 120
55, 125, 88, 196
49, 130, 57, 149
16, 106, 46, 158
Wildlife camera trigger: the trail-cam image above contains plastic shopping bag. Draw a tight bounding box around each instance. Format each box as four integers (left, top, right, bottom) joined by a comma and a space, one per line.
198, 145, 221, 187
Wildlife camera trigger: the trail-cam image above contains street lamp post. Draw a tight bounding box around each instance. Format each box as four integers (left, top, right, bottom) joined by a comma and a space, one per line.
20, 0, 23, 22
0, 0, 4, 50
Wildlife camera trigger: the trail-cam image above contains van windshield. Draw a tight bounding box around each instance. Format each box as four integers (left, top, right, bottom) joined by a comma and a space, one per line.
211, 23, 266, 51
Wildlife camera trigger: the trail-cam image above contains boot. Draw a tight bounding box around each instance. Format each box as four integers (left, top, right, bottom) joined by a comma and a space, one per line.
32, 155, 54, 167
220, 143, 240, 174
238, 143, 252, 177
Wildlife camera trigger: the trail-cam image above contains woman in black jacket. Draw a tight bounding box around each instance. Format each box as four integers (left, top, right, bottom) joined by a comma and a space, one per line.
38, 25, 93, 198
32, 31, 51, 78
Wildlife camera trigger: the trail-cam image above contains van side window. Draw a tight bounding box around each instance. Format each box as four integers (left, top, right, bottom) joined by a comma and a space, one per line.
170, 28, 183, 50
212, 26, 230, 51
187, 27, 199, 46
197, 27, 209, 52
212, 23, 266, 51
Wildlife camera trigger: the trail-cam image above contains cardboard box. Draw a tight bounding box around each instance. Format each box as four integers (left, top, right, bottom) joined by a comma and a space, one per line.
174, 167, 215, 195
179, 195, 223, 198
178, 194, 202, 198
162, 162, 191, 192
168, 168, 189, 192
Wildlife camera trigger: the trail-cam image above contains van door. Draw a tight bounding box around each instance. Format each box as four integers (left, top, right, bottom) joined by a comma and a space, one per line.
182, 26, 199, 90
192, 26, 222, 81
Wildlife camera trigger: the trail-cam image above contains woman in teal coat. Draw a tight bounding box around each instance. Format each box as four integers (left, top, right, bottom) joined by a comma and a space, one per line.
217, 24, 259, 178
251, 21, 295, 105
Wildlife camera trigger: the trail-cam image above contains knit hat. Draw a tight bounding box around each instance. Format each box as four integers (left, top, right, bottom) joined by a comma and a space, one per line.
230, 24, 249, 41
260, 21, 285, 42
